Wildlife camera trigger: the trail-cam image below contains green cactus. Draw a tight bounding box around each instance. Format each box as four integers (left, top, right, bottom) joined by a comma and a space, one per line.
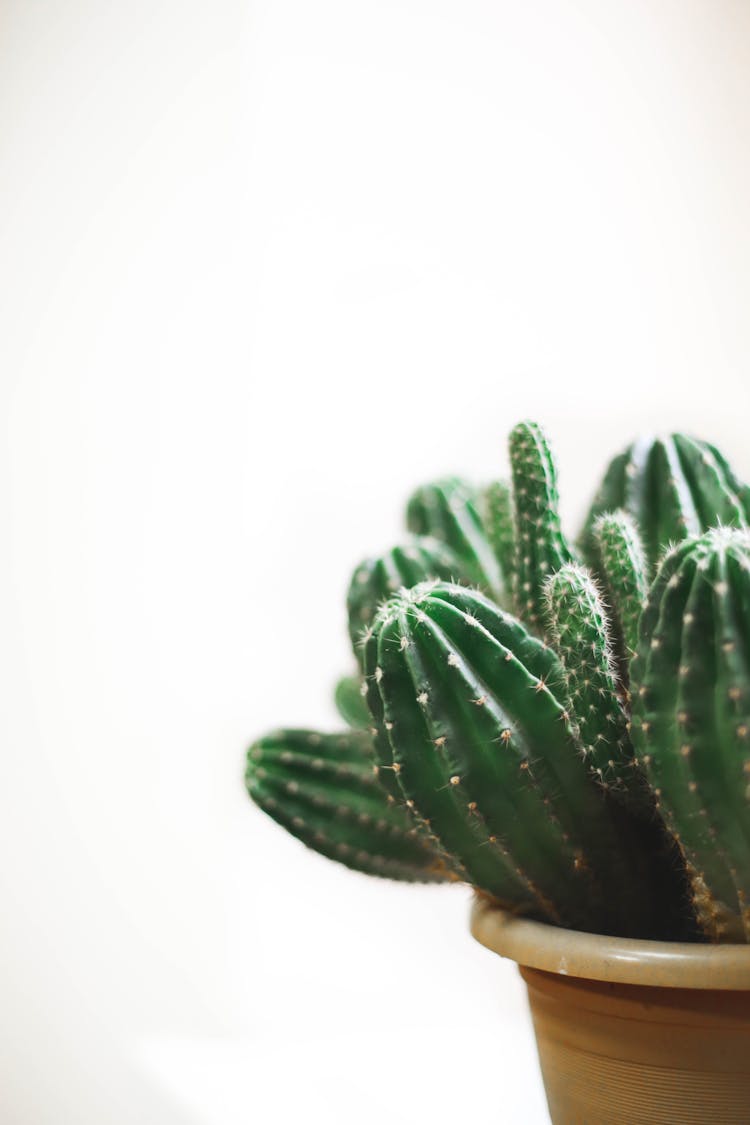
347, 537, 463, 663
334, 674, 371, 730
246, 728, 452, 883
363, 580, 656, 935
246, 418, 750, 946
482, 479, 515, 595
592, 510, 649, 667
509, 421, 576, 634
580, 434, 750, 573
630, 528, 750, 942
405, 477, 503, 597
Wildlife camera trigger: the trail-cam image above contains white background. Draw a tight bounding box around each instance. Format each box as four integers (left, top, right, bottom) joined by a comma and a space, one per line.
2, 2, 750, 1122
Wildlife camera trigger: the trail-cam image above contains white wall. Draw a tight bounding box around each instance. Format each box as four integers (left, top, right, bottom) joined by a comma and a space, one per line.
2, 2, 750, 1122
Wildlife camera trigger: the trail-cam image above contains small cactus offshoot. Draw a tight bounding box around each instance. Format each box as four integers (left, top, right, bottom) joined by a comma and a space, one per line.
246, 420, 750, 944
333, 674, 371, 730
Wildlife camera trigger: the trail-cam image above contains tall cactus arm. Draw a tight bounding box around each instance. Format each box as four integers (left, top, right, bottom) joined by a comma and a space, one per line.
365, 591, 585, 926
359, 619, 469, 877
543, 563, 644, 808
630, 529, 750, 941
405, 477, 504, 598
246, 729, 452, 883
365, 582, 656, 935
509, 421, 576, 635
592, 510, 649, 665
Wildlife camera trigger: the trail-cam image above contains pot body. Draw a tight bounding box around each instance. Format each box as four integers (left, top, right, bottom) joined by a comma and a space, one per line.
522, 966, 750, 1124
470, 899, 750, 1125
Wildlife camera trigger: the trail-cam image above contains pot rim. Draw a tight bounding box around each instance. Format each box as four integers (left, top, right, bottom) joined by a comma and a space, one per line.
470, 897, 750, 990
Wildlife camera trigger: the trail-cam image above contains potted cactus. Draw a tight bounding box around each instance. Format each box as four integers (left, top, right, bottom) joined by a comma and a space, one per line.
246, 422, 750, 1124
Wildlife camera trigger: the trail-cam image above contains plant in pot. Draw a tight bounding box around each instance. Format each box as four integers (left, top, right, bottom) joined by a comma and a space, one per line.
246, 421, 750, 1124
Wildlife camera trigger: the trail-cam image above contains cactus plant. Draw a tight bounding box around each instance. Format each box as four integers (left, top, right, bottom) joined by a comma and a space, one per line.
246, 728, 452, 882
580, 434, 750, 573
245, 417, 750, 946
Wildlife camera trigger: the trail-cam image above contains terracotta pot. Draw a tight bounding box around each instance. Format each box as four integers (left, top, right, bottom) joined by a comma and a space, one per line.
470, 897, 750, 1125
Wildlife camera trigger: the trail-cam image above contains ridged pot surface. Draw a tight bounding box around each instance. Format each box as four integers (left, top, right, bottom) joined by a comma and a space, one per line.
471, 899, 750, 1125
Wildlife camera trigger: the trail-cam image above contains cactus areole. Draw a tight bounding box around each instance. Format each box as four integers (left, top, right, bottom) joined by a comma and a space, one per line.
246, 424, 750, 946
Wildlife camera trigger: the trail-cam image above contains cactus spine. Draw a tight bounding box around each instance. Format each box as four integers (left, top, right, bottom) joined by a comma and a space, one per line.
405, 477, 503, 598
592, 510, 649, 666
580, 434, 749, 572
364, 581, 654, 934
246, 729, 451, 882
509, 421, 575, 634
630, 529, 750, 941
